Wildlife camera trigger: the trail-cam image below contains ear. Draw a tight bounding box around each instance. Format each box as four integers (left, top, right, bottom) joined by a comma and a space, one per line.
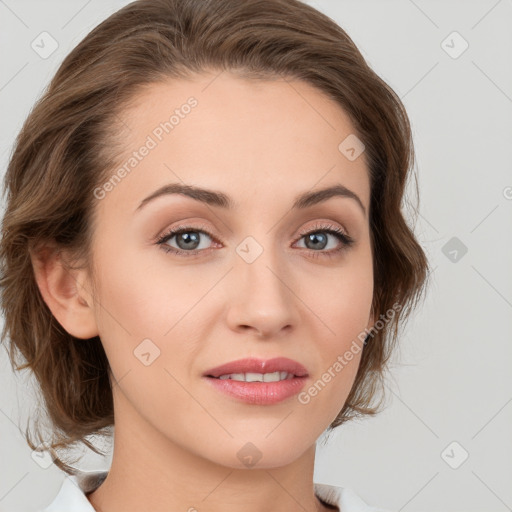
30, 244, 99, 339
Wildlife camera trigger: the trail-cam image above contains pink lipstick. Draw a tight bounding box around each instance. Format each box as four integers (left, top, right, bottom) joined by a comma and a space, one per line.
203, 357, 309, 405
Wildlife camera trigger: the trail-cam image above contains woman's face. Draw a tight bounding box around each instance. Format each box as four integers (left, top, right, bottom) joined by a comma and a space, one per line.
86, 71, 374, 468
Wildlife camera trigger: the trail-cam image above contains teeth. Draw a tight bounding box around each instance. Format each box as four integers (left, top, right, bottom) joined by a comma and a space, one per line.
217, 371, 294, 382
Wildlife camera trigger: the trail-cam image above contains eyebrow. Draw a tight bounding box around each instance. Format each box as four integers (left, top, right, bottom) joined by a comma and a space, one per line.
135, 182, 366, 216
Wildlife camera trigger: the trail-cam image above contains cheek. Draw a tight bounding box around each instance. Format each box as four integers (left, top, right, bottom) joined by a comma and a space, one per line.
309, 248, 373, 338
305, 252, 372, 406
90, 240, 212, 386
92, 239, 189, 335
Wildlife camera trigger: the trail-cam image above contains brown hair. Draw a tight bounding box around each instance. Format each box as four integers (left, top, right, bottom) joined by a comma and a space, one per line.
0, 0, 429, 475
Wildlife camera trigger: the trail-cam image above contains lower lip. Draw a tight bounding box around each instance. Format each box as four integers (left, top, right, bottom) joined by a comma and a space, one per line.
204, 376, 308, 405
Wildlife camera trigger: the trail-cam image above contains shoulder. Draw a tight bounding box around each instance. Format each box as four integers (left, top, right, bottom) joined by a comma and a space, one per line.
314, 482, 394, 512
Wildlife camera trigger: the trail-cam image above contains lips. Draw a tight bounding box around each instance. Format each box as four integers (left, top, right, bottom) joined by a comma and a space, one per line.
204, 357, 309, 379
204, 357, 310, 405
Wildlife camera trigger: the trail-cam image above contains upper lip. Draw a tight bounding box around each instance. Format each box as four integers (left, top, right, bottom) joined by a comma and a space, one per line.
204, 357, 309, 378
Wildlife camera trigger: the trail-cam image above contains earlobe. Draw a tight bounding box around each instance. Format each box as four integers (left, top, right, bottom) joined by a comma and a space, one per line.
30, 245, 99, 339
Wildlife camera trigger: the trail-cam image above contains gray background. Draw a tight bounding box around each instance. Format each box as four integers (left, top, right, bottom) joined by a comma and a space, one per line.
1, 0, 511, 511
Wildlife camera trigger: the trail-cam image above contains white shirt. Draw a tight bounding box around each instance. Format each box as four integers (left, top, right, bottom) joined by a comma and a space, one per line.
38, 470, 393, 512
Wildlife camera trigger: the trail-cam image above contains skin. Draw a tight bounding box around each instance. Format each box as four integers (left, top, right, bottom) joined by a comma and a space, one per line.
32, 71, 375, 512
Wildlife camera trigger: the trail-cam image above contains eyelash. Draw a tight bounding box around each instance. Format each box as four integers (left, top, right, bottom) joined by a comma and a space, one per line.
156, 222, 354, 259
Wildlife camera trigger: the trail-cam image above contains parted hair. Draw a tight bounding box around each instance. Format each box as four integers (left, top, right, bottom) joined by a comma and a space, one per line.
0, 0, 429, 475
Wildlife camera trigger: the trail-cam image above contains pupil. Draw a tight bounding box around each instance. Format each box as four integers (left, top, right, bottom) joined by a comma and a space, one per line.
306, 233, 327, 250
178, 232, 200, 250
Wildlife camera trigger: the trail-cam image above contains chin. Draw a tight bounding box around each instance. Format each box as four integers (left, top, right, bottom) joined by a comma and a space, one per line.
194, 432, 316, 470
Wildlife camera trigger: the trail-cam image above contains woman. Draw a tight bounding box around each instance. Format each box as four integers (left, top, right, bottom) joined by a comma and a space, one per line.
0, 0, 429, 510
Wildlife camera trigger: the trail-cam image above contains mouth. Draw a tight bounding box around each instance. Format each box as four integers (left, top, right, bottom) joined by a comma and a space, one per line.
203, 357, 309, 405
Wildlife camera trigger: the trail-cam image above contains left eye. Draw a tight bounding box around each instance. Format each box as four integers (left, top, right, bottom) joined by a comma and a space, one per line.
156, 224, 216, 255
156, 223, 354, 257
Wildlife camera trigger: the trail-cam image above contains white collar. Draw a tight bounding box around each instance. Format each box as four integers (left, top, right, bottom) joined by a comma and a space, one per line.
40, 470, 391, 512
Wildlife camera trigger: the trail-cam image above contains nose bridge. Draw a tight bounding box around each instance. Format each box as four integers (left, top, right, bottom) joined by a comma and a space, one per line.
235, 230, 289, 300
226, 229, 299, 334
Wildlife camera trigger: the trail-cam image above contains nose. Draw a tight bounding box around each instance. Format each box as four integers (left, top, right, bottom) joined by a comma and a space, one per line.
225, 245, 301, 339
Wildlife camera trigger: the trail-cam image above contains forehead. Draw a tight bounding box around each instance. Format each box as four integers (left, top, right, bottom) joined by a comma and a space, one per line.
98, 71, 370, 219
